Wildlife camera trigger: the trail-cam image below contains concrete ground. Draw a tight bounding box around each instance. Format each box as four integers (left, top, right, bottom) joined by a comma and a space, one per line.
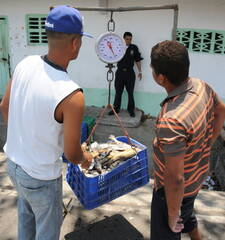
1, 152, 225, 240
1, 106, 225, 239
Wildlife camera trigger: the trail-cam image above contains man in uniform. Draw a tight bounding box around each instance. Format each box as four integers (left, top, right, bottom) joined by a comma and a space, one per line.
108, 32, 143, 117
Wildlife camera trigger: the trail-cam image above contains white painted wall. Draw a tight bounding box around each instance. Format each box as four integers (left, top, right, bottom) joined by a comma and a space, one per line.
0, 0, 103, 69
109, 0, 225, 98
1, 0, 225, 99
0, 0, 117, 92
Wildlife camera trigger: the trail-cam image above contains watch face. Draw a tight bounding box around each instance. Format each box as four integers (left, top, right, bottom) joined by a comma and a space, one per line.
96, 32, 126, 64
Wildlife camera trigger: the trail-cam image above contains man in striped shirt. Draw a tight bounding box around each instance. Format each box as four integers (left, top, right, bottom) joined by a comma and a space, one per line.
150, 40, 225, 240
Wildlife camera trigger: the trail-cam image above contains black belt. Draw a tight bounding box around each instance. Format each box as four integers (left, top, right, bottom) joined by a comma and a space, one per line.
118, 68, 133, 72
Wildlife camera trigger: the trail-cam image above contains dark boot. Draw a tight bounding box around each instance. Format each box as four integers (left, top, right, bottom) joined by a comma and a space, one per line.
129, 111, 135, 117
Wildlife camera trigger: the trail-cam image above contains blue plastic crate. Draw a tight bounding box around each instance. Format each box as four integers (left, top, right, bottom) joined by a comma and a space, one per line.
66, 136, 149, 210
80, 122, 88, 143
62, 122, 88, 163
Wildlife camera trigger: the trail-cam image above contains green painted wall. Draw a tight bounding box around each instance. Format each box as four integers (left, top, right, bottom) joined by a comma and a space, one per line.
83, 88, 166, 117
83, 88, 225, 117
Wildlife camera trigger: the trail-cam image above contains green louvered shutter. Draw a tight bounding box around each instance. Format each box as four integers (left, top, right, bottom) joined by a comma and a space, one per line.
26, 14, 47, 45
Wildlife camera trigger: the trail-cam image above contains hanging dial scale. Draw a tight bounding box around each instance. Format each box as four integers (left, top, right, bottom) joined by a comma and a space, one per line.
95, 32, 126, 64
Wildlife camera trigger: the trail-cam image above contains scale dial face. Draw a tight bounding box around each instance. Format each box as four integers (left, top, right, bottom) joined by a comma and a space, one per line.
95, 32, 126, 64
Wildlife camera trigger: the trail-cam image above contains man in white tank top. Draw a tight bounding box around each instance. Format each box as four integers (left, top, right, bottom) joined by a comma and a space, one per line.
0, 5, 93, 240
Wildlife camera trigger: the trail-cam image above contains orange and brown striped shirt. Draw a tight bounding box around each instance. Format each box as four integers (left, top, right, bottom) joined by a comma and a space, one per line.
153, 78, 219, 198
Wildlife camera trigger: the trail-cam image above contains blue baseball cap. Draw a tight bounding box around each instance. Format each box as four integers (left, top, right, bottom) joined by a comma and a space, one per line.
45, 5, 92, 38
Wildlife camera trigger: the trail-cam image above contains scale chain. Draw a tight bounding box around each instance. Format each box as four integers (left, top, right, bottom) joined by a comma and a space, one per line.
106, 11, 115, 105
106, 64, 114, 105
107, 11, 115, 32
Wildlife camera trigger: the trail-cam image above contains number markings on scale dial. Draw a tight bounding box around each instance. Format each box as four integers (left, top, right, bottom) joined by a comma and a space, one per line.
96, 33, 126, 64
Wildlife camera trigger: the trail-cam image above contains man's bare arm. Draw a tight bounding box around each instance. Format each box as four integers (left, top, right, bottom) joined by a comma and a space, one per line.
57, 90, 92, 166
211, 98, 225, 145
164, 153, 185, 233
135, 61, 142, 80
0, 80, 12, 124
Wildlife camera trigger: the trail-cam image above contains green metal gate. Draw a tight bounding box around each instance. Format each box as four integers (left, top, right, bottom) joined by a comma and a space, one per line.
0, 17, 10, 98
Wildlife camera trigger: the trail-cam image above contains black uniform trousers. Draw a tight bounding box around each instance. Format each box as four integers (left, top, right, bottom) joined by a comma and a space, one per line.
113, 68, 136, 113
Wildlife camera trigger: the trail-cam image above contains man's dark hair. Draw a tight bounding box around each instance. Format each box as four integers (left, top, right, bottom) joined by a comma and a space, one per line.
123, 32, 132, 38
151, 40, 190, 86
46, 29, 80, 41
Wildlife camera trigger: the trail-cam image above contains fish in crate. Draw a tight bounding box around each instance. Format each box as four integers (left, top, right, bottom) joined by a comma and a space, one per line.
66, 135, 149, 209
81, 135, 141, 176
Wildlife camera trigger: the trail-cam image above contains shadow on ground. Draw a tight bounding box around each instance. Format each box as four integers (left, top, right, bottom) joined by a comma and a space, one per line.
200, 219, 225, 240
64, 214, 144, 240
0, 156, 14, 192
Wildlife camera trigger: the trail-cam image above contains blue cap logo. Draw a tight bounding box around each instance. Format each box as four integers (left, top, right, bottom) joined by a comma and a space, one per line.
45, 5, 92, 38
45, 21, 54, 29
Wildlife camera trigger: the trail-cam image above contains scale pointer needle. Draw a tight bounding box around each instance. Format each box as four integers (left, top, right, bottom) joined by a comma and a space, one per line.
107, 41, 115, 56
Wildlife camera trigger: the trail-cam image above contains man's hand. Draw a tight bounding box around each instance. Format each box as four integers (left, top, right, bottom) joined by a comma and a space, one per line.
81, 151, 93, 169
138, 72, 142, 80
168, 215, 184, 233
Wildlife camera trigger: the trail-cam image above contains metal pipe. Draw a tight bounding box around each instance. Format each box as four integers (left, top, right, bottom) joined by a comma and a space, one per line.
76, 5, 178, 12
172, 8, 179, 41
77, 4, 179, 40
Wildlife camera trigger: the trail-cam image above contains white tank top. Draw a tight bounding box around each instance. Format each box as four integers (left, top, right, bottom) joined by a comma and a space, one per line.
4, 55, 81, 180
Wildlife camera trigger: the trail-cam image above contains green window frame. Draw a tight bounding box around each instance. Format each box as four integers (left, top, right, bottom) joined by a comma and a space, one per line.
176, 28, 225, 55
26, 14, 47, 45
